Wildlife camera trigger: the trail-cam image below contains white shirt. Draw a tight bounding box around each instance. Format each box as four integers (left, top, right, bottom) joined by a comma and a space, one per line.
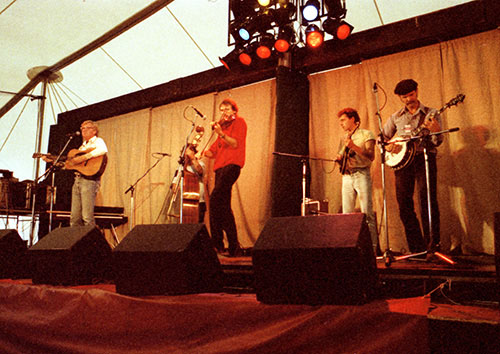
80, 135, 108, 159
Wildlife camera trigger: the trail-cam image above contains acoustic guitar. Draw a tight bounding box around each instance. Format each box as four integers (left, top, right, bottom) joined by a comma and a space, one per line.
33, 149, 107, 177
384, 94, 465, 170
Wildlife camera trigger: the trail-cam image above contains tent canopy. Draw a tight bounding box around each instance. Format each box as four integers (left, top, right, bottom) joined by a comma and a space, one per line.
1, 0, 473, 180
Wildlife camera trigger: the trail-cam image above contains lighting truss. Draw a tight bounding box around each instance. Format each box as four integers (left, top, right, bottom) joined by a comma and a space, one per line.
222, 0, 354, 69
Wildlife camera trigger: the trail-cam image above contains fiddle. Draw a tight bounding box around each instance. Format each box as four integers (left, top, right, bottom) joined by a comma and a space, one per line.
211, 113, 235, 131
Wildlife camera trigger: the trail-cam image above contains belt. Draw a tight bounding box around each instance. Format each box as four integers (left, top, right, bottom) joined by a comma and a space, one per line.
74, 172, 100, 181
343, 167, 368, 175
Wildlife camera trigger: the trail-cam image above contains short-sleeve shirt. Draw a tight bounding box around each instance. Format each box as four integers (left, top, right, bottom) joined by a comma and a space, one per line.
338, 128, 375, 170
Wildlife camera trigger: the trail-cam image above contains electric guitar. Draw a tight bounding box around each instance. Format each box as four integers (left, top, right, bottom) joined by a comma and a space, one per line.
339, 123, 360, 174
33, 148, 107, 177
385, 94, 465, 170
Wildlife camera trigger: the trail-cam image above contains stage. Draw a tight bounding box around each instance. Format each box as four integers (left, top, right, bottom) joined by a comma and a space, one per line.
0, 255, 498, 353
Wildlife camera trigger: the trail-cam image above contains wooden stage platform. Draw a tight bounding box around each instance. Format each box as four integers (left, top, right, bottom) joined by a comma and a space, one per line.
0, 253, 498, 353
219, 253, 498, 303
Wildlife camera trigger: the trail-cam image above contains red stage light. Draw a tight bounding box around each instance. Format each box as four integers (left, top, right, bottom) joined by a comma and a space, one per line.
305, 25, 324, 48
336, 21, 353, 40
256, 46, 272, 59
239, 52, 252, 66
274, 38, 290, 53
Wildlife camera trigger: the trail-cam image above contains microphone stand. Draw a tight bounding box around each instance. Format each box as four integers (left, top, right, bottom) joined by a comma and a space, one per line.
272, 152, 334, 216
125, 153, 170, 231
30, 134, 75, 246
399, 128, 459, 265
373, 83, 396, 266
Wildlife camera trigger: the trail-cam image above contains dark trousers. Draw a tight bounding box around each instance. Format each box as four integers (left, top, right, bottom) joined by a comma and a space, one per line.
198, 202, 206, 223
395, 152, 440, 253
209, 164, 241, 253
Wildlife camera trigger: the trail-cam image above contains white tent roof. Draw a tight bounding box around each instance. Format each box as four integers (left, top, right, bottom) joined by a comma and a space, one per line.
1, 0, 473, 180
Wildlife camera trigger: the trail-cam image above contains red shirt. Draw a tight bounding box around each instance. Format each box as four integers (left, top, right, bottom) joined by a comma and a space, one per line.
208, 116, 247, 171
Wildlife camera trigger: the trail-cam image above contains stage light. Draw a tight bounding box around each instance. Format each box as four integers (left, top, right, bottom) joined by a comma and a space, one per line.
219, 50, 238, 70
301, 0, 321, 22
219, 46, 245, 70
253, 10, 275, 35
274, 1, 297, 26
324, 0, 346, 18
257, 0, 272, 6
239, 51, 253, 66
274, 25, 295, 52
335, 20, 353, 39
322, 17, 353, 40
240, 41, 259, 66
230, 18, 252, 43
256, 34, 275, 59
238, 27, 251, 41
230, 0, 256, 21
305, 24, 324, 48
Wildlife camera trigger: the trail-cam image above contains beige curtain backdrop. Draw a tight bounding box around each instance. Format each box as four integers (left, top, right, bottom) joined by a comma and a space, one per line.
96, 80, 277, 248
90, 29, 498, 255
310, 29, 500, 255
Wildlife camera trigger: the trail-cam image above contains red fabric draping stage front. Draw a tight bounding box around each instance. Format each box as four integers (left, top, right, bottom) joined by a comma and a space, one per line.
0, 280, 430, 353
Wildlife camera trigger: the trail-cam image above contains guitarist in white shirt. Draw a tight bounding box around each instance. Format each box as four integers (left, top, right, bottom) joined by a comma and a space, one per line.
69, 120, 108, 227
42, 120, 108, 227
381, 79, 442, 255
335, 108, 379, 254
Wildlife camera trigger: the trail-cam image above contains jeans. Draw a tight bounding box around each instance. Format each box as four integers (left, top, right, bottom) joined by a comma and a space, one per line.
209, 164, 241, 254
342, 168, 379, 251
70, 176, 100, 227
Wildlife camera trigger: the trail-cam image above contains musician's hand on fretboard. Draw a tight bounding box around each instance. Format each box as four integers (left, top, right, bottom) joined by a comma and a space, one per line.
423, 117, 441, 133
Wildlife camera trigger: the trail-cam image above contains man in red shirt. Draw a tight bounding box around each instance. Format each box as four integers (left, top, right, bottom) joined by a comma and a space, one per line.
204, 98, 247, 256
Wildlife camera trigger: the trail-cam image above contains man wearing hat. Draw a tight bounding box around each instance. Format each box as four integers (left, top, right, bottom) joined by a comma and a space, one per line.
382, 79, 443, 254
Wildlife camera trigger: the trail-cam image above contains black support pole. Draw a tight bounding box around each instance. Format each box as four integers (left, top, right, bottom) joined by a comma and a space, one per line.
271, 66, 310, 217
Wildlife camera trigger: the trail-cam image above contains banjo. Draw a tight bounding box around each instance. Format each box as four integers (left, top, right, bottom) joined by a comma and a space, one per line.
384, 94, 465, 170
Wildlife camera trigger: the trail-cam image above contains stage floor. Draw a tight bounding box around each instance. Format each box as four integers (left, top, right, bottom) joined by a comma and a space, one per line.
0, 253, 498, 353
219, 253, 498, 303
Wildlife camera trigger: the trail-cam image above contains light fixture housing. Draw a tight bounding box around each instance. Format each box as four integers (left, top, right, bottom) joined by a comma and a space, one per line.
301, 0, 321, 23
256, 34, 275, 59
219, 45, 248, 70
322, 17, 353, 40
323, 0, 346, 18
274, 25, 295, 52
305, 24, 324, 48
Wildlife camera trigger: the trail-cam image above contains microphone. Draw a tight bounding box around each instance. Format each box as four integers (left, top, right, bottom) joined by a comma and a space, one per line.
373, 82, 378, 93
191, 105, 207, 120
154, 152, 171, 156
66, 131, 81, 137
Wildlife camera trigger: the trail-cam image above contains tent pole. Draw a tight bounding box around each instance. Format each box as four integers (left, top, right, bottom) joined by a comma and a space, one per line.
0, 0, 175, 120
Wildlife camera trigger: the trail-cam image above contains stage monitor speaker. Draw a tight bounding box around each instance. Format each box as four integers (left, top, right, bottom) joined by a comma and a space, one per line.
0, 229, 27, 279
253, 213, 378, 305
113, 224, 223, 296
28, 225, 112, 285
